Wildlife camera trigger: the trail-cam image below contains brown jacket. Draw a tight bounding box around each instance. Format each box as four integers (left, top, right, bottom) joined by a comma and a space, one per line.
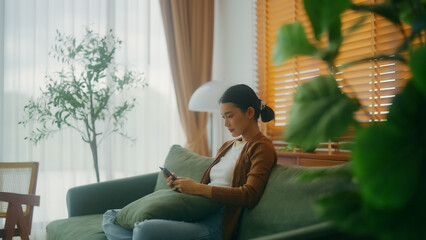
200, 131, 277, 240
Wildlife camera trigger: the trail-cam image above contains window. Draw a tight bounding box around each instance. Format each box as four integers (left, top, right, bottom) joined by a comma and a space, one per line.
256, 0, 410, 153
1, 0, 185, 239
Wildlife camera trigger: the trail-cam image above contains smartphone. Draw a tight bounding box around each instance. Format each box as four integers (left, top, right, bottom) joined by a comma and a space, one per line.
159, 167, 177, 180
159, 167, 180, 192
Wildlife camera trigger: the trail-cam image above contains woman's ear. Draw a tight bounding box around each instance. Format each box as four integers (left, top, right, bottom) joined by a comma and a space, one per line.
246, 107, 255, 120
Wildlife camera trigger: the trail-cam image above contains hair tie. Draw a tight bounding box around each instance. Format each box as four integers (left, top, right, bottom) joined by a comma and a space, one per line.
260, 100, 267, 111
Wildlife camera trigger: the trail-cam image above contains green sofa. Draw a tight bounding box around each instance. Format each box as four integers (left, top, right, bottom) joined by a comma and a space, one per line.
46, 145, 364, 240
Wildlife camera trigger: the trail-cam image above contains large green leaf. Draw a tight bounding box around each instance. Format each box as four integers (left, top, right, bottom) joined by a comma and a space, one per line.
273, 22, 318, 65
387, 80, 426, 166
396, 1, 426, 33
388, 80, 426, 134
304, 0, 351, 41
352, 3, 402, 26
412, 10, 426, 35
352, 123, 422, 209
410, 47, 426, 97
284, 76, 360, 151
322, 19, 343, 64
353, 81, 425, 210
397, 1, 413, 25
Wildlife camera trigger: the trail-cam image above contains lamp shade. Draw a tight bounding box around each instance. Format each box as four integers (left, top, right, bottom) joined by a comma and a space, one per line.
188, 81, 230, 112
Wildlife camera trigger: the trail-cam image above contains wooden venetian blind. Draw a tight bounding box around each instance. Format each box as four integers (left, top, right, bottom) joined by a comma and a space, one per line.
256, 0, 411, 153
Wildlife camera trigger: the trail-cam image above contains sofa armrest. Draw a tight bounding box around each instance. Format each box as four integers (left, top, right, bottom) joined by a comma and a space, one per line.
252, 222, 372, 240
67, 172, 159, 217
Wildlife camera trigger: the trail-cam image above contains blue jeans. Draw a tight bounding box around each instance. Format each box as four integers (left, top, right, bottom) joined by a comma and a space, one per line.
102, 208, 224, 240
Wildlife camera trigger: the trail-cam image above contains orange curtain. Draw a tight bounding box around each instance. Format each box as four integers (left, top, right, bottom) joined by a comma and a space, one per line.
159, 0, 214, 156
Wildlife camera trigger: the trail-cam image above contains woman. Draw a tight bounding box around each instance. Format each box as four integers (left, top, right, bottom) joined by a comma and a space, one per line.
103, 84, 277, 240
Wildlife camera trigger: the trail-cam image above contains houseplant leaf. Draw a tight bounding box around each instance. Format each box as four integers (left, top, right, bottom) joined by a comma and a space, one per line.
322, 19, 343, 64
387, 80, 426, 168
352, 123, 422, 209
284, 76, 360, 151
273, 22, 318, 65
304, 0, 351, 41
387, 81, 426, 141
353, 81, 425, 209
397, 1, 413, 25
410, 46, 426, 97
352, 2, 401, 26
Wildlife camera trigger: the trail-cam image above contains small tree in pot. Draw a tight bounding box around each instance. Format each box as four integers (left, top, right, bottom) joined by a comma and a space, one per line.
20, 28, 147, 182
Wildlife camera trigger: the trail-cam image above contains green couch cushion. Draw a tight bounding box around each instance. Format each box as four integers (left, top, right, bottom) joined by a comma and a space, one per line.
113, 189, 222, 229
154, 145, 214, 191
46, 214, 106, 240
238, 163, 353, 240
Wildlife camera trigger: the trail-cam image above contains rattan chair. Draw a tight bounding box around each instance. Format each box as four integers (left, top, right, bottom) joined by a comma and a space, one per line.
0, 162, 40, 240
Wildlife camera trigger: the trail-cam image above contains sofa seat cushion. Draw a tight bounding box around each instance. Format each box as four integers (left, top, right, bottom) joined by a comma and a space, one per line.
46, 214, 106, 240
238, 163, 353, 239
155, 145, 214, 191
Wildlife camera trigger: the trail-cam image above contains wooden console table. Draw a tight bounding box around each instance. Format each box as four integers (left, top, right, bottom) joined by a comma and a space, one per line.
277, 151, 349, 166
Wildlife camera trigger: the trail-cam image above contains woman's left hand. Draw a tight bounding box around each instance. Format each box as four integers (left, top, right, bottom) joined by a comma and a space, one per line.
172, 177, 201, 195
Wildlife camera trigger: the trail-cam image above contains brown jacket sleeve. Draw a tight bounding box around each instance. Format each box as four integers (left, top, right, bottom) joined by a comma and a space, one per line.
209, 140, 277, 208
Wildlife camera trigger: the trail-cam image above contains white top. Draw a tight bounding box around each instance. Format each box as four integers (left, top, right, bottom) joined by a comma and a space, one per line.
208, 141, 246, 187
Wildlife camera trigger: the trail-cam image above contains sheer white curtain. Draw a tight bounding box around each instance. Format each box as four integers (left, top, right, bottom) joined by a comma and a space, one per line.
0, 0, 185, 239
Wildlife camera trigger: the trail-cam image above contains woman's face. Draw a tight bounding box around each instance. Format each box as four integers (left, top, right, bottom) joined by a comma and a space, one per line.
220, 102, 254, 138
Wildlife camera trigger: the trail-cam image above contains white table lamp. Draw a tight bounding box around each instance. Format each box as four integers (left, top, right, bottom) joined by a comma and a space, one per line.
188, 81, 230, 112
188, 81, 230, 156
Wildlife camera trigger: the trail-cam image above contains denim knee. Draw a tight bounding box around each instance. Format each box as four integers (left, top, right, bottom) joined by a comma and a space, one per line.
132, 219, 222, 240
102, 210, 133, 240
133, 220, 160, 239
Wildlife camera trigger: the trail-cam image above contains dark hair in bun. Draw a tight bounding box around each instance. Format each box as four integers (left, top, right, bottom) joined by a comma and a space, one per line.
219, 84, 275, 122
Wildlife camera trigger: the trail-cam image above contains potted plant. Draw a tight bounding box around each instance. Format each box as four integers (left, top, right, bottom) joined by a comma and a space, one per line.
20, 28, 147, 182
274, 0, 426, 239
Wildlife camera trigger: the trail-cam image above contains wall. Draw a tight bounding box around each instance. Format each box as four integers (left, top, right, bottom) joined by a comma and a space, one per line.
211, 0, 257, 155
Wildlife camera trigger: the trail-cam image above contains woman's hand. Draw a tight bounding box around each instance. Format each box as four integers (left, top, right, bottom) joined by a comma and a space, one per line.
163, 172, 198, 194
165, 172, 178, 189
172, 177, 201, 195
164, 172, 212, 197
